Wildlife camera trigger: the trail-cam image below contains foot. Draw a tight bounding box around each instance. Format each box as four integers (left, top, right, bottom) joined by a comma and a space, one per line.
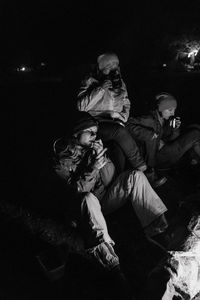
144, 167, 167, 188
147, 231, 171, 250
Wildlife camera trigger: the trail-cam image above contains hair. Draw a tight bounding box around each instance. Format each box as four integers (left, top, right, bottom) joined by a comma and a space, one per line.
155, 92, 175, 103
152, 92, 177, 111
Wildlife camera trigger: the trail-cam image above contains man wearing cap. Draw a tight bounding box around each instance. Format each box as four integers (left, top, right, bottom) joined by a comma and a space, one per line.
76, 52, 147, 174
52, 111, 169, 297
126, 92, 200, 170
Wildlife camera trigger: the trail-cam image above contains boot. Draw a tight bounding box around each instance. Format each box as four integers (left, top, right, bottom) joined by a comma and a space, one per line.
144, 167, 167, 188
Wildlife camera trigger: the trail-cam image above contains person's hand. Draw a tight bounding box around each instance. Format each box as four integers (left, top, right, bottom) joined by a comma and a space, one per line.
92, 148, 108, 170
174, 117, 181, 129
169, 117, 181, 129
159, 140, 165, 150
110, 111, 122, 120
91, 139, 108, 170
101, 80, 112, 91
91, 139, 104, 155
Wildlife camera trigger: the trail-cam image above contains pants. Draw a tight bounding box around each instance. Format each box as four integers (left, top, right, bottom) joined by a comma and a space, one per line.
156, 128, 200, 168
80, 170, 168, 269
98, 120, 145, 172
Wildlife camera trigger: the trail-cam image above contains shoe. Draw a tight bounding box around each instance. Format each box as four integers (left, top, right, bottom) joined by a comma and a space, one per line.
152, 176, 168, 188
147, 231, 171, 250
144, 167, 167, 188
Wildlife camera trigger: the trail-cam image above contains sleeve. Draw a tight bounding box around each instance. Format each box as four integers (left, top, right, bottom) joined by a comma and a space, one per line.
54, 155, 101, 194
77, 77, 105, 112
119, 90, 131, 122
162, 123, 181, 142
127, 116, 158, 141
75, 167, 100, 193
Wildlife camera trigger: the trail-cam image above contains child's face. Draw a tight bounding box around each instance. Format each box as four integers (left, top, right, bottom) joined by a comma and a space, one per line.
76, 126, 98, 147
161, 107, 176, 120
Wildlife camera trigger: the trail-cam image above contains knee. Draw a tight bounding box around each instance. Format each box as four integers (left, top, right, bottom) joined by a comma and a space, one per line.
82, 192, 101, 210
132, 170, 145, 179
129, 170, 146, 184
187, 128, 200, 141
113, 124, 128, 136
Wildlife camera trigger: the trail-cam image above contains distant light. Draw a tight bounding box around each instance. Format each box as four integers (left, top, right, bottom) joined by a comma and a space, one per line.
163, 63, 167, 67
188, 49, 198, 58
41, 62, 45, 66
17, 65, 32, 72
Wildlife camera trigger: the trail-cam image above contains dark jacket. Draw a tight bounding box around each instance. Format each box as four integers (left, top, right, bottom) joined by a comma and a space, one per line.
126, 110, 180, 167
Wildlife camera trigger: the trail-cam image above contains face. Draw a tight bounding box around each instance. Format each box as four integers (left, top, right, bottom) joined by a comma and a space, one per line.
101, 61, 120, 75
161, 107, 176, 120
75, 126, 98, 147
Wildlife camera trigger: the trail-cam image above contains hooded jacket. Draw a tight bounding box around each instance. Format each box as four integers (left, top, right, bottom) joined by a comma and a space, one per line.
77, 74, 131, 123
53, 138, 116, 200
126, 110, 180, 166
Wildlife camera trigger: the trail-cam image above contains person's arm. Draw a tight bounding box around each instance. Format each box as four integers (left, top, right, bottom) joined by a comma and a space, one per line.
127, 115, 159, 141
54, 155, 100, 193
77, 77, 105, 112
163, 118, 181, 142
111, 82, 131, 123
76, 145, 109, 192
118, 92, 131, 123
75, 167, 100, 193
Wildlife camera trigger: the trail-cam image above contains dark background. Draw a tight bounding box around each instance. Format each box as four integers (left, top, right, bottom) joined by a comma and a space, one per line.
1, 1, 200, 299
1, 0, 200, 69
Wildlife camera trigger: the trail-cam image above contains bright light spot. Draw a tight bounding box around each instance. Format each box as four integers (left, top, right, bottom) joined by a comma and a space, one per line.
41, 62, 45, 66
188, 49, 198, 58
20, 66, 26, 71
163, 63, 167, 67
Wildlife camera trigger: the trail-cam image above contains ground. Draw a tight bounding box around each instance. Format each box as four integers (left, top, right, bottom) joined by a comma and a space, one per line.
1, 68, 200, 299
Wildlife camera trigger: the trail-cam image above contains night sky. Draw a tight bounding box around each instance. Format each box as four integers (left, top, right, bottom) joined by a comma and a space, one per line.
1, 0, 200, 69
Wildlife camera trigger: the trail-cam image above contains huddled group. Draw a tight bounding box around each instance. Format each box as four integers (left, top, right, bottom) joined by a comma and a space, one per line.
50, 52, 200, 299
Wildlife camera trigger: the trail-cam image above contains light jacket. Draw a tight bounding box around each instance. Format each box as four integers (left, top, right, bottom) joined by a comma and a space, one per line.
77, 75, 131, 123
53, 139, 116, 200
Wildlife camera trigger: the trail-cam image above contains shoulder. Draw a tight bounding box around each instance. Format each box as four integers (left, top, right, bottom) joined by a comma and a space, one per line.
128, 112, 155, 124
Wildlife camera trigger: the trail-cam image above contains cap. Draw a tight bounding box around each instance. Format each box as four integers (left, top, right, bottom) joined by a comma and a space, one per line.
156, 93, 177, 112
72, 111, 98, 134
97, 53, 119, 71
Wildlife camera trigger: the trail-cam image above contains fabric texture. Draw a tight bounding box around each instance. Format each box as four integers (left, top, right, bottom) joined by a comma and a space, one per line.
127, 110, 200, 168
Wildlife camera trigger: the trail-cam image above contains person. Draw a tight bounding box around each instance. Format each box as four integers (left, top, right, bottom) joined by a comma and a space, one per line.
76, 52, 147, 175
126, 92, 200, 172
52, 111, 170, 298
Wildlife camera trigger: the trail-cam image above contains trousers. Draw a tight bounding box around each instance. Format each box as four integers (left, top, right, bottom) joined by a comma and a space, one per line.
80, 170, 168, 269
98, 120, 146, 172
156, 128, 200, 168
